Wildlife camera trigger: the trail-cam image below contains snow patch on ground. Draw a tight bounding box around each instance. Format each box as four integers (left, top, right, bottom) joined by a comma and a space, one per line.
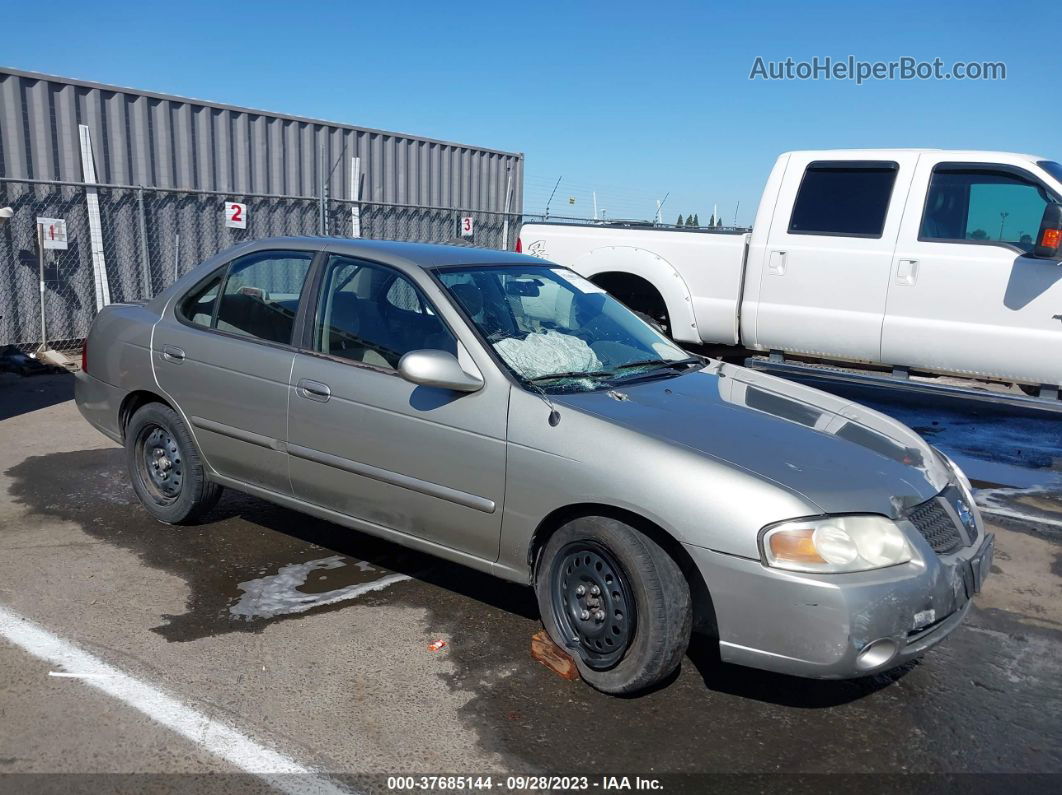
230, 555, 410, 620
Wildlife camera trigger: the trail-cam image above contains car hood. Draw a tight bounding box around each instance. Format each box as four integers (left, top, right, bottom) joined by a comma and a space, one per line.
552, 361, 951, 519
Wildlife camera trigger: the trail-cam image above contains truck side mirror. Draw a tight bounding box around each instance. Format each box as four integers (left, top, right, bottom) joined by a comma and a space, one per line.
1033, 202, 1062, 259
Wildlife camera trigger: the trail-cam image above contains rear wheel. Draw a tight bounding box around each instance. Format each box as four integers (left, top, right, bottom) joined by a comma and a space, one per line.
536, 516, 691, 694
126, 403, 221, 524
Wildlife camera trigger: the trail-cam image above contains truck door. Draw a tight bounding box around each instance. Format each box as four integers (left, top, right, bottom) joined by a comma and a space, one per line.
752, 154, 917, 362
881, 157, 1062, 388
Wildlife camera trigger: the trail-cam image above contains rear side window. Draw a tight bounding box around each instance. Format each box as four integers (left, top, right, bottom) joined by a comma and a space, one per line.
181, 275, 222, 327
180, 251, 313, 345
788, 162, 898, 238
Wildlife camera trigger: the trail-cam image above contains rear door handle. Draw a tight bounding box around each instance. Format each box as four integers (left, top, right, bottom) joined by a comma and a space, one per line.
296, 379, 331, 402
895, 259, 919, 286
768, 250, 787, 275
161, 345, 185, 363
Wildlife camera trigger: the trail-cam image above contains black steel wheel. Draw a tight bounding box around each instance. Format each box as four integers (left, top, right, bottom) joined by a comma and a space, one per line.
536, 516, 692, 695
136, 424, 184, 504
550, 541, 636, 670
125, 402, 221, 524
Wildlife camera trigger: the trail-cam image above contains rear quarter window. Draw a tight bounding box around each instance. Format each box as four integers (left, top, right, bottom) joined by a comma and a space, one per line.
788, 162, 899, 238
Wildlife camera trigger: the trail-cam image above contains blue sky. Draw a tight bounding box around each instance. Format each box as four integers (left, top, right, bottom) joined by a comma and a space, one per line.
2, 0, 1059, 224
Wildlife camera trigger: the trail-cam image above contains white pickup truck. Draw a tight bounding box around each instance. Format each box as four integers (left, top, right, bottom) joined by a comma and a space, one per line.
518, 150, 1062, 398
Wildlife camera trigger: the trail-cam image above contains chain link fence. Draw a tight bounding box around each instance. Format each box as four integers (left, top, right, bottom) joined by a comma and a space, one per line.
0, 177, 522, 353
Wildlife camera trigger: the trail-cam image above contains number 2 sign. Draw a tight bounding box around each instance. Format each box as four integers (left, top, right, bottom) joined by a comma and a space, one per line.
225, 201, 247, 229
459, 215, 474, 238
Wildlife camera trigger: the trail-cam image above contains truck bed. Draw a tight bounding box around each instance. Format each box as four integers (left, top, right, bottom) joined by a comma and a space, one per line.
518, 222, 750, 345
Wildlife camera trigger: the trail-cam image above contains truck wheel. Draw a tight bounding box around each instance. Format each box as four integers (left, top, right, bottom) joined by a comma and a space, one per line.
536, 516, 692, 694
125, 403, 222, 524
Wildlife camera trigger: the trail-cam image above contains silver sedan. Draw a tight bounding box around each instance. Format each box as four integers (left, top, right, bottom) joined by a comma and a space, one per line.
75, 237, 994, 694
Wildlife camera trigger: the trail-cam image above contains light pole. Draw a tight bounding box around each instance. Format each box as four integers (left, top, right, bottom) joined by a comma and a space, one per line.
999, 211, 1010, 241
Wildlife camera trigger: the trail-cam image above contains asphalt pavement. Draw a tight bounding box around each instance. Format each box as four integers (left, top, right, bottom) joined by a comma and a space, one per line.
0, 371, 1059, 792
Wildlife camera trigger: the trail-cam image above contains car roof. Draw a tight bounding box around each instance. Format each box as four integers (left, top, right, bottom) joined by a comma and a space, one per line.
239, 236, 543, 270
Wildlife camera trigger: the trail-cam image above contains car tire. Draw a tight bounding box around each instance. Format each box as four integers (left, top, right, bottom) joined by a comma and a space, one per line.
536, 516, 692, 694
125, 402, 222, 524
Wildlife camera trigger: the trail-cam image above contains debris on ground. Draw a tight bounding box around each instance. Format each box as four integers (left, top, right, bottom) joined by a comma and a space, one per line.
427, 639, 447, 652
531, 630, 580, 681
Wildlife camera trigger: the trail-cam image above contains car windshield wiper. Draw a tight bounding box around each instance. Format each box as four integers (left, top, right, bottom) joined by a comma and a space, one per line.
528, 369, 616, 383
612, 356, 703, 373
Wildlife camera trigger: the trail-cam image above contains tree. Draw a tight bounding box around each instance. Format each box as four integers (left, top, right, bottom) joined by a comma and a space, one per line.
970, 229, 989, 240
708, 213, 716, 227
686, 214, 695, 227
676, 214, 684, 227
693, 214, 700, 227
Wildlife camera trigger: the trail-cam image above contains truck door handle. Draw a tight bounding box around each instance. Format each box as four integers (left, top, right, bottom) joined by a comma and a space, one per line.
768, 250, 787, 275
896, 259, 919, 286
161, 345, 185, 363
296, 379, 331, 402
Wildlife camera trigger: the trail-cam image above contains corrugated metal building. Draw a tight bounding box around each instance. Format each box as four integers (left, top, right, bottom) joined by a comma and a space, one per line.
0, 68, 523, 210
0, 68, 524, 349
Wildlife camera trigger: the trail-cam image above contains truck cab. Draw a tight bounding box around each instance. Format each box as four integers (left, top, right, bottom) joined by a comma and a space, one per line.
519, 149, 1062, 393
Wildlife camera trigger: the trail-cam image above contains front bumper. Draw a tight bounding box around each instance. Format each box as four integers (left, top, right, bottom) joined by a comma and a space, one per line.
684, 531, 994, 679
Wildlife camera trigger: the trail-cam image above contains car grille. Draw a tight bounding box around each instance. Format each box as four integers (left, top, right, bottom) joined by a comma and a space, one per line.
906, 496, 965, 555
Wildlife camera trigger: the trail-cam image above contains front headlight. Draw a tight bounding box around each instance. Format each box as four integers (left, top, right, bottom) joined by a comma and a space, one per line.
761, 515, 913, 573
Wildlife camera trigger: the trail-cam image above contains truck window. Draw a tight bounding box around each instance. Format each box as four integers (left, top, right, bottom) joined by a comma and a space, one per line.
920, 167, 1055, 252
787, 162, 898, 238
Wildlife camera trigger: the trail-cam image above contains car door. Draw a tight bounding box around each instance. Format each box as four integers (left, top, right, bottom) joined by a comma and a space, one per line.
882, 157, 1062, 388
153, 248, 316, 493
752, 154, 917, 362
286, 253, 508, 561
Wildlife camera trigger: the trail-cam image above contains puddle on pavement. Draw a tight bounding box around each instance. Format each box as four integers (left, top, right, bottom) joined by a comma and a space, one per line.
5, 448, 432, 642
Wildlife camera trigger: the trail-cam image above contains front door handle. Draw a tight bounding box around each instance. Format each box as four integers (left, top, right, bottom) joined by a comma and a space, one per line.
161, 345, 185, 363
768, 250, 787, 275
296, 379, 331, 402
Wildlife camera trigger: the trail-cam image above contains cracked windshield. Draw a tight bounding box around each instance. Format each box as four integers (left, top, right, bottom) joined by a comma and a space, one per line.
436, 265, 701, 392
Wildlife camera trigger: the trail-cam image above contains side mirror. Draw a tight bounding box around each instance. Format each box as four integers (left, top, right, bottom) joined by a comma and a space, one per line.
1033, 202, 1062, 259
398, 350, 484, 393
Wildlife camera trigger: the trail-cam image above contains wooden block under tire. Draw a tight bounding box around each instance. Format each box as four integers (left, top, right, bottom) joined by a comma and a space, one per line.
531, 630, 580, 681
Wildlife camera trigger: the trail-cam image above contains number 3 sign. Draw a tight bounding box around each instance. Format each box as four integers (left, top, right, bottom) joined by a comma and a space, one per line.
459, 216, 474, 238
225, 201, 247, 229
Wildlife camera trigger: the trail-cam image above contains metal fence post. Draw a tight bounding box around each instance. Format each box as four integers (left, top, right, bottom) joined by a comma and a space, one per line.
136, 186, 151, 298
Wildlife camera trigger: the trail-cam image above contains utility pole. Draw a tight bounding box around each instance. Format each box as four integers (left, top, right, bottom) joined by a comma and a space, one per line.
655, 192, 670, 225
999, 211, 1010, 241
545, 177, 562, 220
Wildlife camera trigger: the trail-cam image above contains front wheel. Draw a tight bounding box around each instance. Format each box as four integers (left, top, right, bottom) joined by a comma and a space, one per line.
126, 403, 222, 524
535, 517, 691, 694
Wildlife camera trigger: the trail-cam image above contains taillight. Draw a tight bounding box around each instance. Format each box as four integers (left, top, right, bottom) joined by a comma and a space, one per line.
515, 237, 522, 253
81, 341, 88, 374
1041, 228, 1062, 249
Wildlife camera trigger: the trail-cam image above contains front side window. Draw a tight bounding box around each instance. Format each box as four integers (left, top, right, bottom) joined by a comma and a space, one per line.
921, 167, 1056, 252
788, 162, 898, 238
313, 255, 456, 369
435, 265, 696, 393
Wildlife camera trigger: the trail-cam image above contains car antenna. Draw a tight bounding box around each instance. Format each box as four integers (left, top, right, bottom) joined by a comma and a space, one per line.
527, 381, 562, 426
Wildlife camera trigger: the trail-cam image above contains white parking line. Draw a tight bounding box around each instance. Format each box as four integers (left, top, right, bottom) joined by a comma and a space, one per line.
0, 603, 354, 795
